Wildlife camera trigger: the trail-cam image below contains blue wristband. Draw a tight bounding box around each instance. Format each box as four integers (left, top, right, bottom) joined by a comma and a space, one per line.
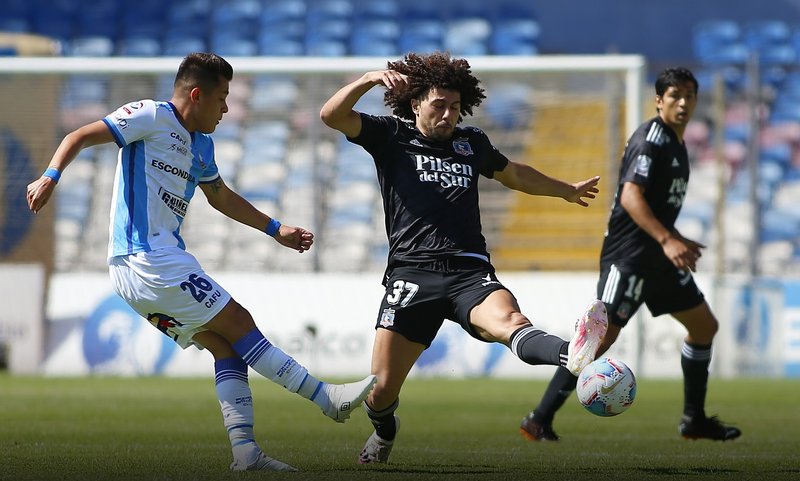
43, 168, 61, 183
265, 218, 281, 237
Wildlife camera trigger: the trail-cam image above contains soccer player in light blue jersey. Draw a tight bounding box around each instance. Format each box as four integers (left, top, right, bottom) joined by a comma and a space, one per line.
26, 52, 376, 472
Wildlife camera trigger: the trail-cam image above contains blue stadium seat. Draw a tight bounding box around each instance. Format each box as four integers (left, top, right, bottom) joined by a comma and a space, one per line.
257, 20, 305, 41
68, 36, 115, 56
211, 3, 259, 40
399, 19, 444, 54
0, 17, 30, 33
211, 36, 257, 56
761, 207, 800, 242
31, 14, 74, 43
258, 36, 305, 57
444, 18, 491, 56
351, 39, 398, 56
75, 0, 118, 38
693, 20, 748, 66
744, 20, 790, 50
306, 39, 347, 57
306, 0, 353, 21
162, 37, 207, 57
251, 75, 298, 110
353, 0, 399, 20
483, 82, 532, 129
491, 19, 540, 55
258, 37, 305, 56
117, 37, 162, 56
260, 0, 305, 25
350, 19, 400, 56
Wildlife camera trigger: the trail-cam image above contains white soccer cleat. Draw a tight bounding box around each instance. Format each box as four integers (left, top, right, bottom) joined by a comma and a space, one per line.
230, 451, 298, 472
358, 415, 399, 464
565, 299, 608, 375
323, 374, 377, 423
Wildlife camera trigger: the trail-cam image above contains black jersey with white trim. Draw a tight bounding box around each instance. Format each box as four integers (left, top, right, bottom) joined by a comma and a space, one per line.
600, 116, 690, 269
348, 113, 509, 265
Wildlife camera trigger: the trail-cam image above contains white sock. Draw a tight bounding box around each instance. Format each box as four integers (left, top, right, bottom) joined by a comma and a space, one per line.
214, 358, 259, 465
233, 328, 333, 412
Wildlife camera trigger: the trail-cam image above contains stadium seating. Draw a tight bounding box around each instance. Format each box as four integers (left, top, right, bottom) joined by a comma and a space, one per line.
0, 0, 543, 57
5, 2, 800, 273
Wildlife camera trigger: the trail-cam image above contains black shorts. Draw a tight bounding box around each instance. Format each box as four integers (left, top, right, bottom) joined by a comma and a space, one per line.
597, 262, 705, 327
375, 257, 509, 347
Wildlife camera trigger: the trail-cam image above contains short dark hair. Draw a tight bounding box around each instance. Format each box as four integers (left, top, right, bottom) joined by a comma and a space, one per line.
655, 67, 698, 96
174, 52, 233, 92
384, 52, 485, 122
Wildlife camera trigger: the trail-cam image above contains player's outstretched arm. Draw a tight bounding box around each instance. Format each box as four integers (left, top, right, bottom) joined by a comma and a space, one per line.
26, 120, 114, 213
200, 178, 313, 253
494, 160, 600, 207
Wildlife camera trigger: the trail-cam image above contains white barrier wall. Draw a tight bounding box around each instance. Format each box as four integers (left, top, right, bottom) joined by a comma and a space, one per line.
0, 264, 45, 374
43, 271, 700, 379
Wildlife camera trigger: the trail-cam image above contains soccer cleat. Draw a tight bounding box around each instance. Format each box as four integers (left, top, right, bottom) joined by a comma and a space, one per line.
359, 415, 399, 464
230, 451, 298, 472
565, 299, 608, 375
520, 412, 560, 441
679, 415, 741, 441
323, 374, 378, 423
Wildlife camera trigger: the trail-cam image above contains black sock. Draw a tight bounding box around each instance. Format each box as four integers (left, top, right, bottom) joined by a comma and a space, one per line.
365, 398, 399, 441
509, 325, 568, 366
681, 341, 711, 419
532, 366, 578, 424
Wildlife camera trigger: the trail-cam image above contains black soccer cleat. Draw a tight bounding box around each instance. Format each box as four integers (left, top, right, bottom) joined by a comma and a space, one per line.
679, 415, 741, 441
520, 412, 560, 442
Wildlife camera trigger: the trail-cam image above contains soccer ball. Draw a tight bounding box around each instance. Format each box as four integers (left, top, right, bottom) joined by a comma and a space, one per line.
576, 357, 637, 417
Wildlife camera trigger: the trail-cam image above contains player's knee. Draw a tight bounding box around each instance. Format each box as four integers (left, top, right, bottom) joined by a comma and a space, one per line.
493, 311, 529, 341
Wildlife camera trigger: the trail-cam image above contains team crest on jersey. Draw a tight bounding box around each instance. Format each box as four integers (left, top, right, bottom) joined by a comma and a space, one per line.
452, 139, 473, 156
380, 308, 395, 327
634, 154, 652, 177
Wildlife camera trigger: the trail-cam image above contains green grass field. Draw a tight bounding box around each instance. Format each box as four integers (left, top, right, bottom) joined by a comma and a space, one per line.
1, 375, 798, 481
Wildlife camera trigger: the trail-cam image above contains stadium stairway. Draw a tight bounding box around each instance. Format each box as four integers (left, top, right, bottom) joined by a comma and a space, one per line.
492, 98, 619, 271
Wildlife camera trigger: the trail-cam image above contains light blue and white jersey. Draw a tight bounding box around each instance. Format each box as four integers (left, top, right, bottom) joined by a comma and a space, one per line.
103, 100, 220, 262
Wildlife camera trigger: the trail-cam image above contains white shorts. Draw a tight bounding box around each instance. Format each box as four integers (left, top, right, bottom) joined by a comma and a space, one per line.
108, 247, 232, 349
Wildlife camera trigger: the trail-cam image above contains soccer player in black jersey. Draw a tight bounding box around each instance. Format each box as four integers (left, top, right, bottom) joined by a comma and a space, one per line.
522, 67, 741, 443
320, 51, 608, 464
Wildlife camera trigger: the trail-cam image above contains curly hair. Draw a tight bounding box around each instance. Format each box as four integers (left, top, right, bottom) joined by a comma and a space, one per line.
384, 52, 485, 122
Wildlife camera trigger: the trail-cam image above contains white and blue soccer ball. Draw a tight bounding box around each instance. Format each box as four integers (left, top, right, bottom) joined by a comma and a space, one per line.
576, 357, 637, 417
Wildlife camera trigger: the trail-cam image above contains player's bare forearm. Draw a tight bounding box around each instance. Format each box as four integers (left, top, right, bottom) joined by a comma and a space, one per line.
202, 179, 266, 229
201, 180, 313, 253
26, 121, 113, 213
620, 183, 700, 271
495, 162, 599, 206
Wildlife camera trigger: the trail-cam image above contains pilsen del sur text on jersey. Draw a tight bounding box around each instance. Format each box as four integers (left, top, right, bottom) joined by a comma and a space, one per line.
413, 154, 474, 189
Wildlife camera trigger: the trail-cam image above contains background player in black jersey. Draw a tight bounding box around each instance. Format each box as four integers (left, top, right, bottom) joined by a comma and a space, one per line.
522, 67, 741, 443
320, 51, 608, 464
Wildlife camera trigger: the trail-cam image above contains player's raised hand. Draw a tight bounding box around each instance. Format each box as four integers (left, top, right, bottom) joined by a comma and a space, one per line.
274, 225, 314, 253
26, 176, 57, 214
567, 176, 601, 207
366, 70, 408, 90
